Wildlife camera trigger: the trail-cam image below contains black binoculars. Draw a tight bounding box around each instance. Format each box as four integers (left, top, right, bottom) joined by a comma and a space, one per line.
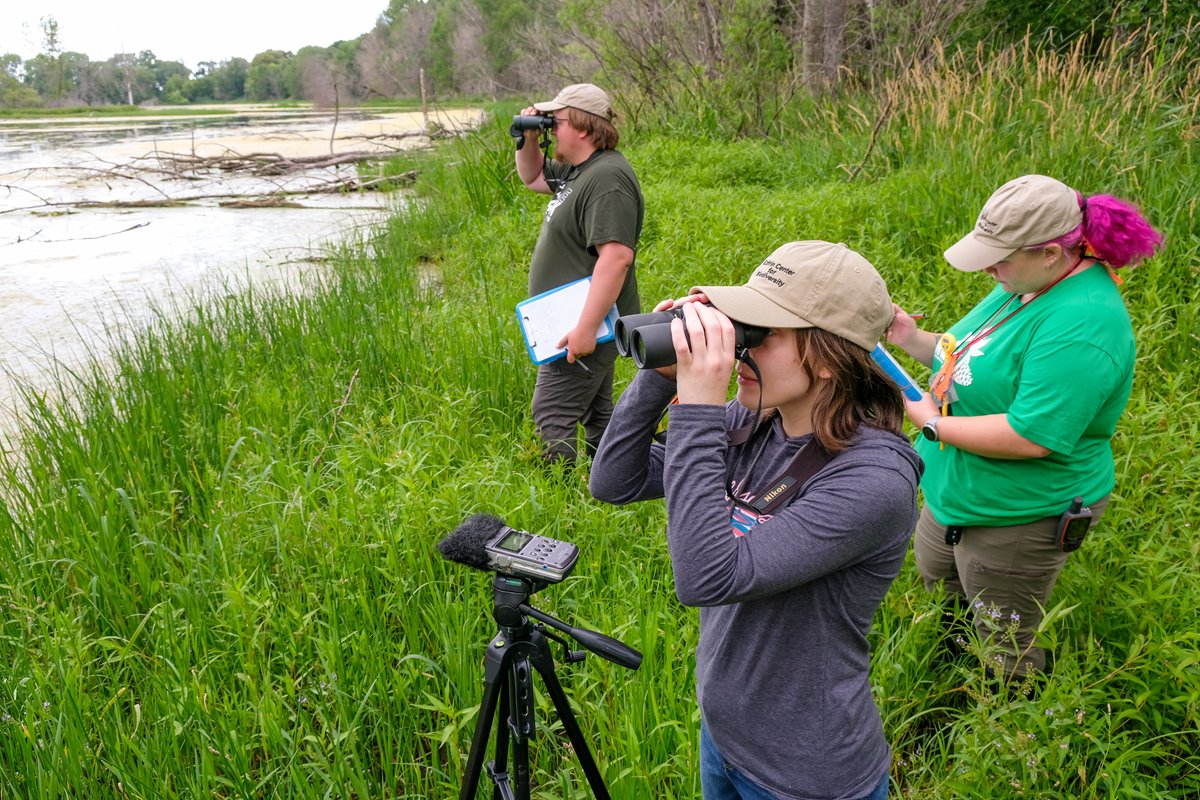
614, 306, 768, 369
510, 114, 556, 148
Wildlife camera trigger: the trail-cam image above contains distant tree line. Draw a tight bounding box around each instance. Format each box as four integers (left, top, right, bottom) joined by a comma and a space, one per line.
2, 0, 1192, 120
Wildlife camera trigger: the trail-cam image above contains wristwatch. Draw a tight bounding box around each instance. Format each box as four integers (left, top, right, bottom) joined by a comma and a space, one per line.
921, 416, 941, 442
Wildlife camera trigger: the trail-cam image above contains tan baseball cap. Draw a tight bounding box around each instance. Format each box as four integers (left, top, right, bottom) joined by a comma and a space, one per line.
533, 84, 613, 119
694, 241, 893, 352
945, 175, 1082, 271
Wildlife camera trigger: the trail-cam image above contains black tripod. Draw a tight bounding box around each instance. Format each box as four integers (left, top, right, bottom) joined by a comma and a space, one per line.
459, 574, 642, 800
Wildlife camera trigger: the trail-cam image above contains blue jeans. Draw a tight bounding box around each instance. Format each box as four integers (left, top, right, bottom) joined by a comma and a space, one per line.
699, 720, 889, 800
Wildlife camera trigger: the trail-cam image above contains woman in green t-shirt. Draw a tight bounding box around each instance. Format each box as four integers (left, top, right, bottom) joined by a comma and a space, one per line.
886, 174, 1162, 683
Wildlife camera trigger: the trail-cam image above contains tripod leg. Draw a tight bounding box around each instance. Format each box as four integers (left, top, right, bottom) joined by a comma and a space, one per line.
529, 633, 613, 800
488, 683, 514, 800
459, 649, 505, 800
504, 656, 535, 800
461, 634, 539, 800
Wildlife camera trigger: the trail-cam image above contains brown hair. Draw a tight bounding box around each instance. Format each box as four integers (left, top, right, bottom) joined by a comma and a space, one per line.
567, 106, 620, 150
793, 328, 904, 454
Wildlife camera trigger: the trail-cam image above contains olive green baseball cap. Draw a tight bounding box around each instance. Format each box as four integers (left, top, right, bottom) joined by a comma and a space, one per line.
944, 175, 1083, 271
695, 241, 893, 352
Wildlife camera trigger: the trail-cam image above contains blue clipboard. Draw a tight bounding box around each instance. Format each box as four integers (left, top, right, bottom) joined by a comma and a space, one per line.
516, 276, 619, 364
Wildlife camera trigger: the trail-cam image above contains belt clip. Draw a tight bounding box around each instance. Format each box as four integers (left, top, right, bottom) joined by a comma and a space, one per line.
944, 526, 964, 546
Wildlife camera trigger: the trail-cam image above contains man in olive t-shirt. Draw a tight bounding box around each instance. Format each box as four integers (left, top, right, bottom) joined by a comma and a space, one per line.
515, 83, 644, 462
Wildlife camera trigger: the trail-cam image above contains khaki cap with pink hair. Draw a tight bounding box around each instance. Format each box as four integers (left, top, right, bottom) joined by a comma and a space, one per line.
945, 175, 1083, 272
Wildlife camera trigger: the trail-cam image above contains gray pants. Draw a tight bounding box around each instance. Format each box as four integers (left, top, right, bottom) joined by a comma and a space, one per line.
531, 342, 618, 462
913, 496, 1108, 677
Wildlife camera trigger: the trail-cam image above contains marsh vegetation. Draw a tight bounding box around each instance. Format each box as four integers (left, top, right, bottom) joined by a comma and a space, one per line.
1, 18, 1198, 800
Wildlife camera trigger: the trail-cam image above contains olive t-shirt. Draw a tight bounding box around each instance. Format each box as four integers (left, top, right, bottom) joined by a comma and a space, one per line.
918, 264, 1135, 526
528, 149, 643, 316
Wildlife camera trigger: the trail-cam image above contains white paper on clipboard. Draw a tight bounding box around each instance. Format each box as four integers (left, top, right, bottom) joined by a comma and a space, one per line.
516, 276, 619, 364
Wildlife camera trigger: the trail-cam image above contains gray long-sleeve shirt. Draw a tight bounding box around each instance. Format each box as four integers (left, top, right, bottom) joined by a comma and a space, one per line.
590, 370, 923, 800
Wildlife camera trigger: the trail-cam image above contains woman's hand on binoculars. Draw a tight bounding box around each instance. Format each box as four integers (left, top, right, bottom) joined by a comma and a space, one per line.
652, 292, 708, 313
673, 302, 736, 406
647, 293, 709, 380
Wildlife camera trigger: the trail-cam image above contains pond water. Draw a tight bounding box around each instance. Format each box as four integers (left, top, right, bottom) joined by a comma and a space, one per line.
0, 105, 482, 440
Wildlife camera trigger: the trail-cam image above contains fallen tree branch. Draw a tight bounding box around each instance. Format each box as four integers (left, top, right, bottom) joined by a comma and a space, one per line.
154, 149, 405, 176
2, 221, 151, 246
6, 171, 417, 213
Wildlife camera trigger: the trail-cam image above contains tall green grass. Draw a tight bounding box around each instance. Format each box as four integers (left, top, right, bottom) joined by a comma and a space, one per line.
2, 27, 1198, 798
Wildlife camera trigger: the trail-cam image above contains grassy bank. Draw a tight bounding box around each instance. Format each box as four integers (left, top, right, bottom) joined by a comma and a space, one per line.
1, 29, 1197, 799
0, 105, 242, 120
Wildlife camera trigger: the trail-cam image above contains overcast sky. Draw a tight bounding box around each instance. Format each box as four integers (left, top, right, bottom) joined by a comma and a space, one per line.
1, 1, 390, 70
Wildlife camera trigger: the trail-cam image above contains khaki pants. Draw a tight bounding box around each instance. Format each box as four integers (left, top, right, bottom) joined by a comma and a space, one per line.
531, 341, 618, 462
913, 496, 1108, 677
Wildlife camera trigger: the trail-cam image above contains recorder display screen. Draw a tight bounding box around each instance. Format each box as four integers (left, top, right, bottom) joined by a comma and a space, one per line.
496, 530, 532, 552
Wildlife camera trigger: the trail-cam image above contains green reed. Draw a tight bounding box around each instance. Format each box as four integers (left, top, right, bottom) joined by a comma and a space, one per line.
1, 25, 1198, 799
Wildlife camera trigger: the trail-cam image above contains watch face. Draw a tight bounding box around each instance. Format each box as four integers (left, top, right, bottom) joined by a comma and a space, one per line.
922, 420, 938, 441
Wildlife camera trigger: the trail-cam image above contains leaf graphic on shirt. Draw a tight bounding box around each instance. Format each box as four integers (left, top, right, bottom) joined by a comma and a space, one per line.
953, 334, 990, 387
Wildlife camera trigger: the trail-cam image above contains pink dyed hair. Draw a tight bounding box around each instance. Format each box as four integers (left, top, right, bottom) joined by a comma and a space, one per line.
1026, 191, 1163, 269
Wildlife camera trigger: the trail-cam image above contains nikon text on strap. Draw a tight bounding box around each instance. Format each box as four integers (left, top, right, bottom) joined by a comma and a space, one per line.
727, 416, 833, 515
748, 442, 832, 515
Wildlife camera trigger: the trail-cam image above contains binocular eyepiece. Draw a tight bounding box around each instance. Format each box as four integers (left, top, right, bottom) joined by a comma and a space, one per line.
510, 114, 556, 148
614, 306, 768, 369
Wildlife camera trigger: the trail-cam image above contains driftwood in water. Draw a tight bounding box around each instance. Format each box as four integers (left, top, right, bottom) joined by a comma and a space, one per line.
1, 120, 450, 217
144, 126, 449, 178
154, 146, 424, 177
2, 170, 418, 214
218, 198, 306, 208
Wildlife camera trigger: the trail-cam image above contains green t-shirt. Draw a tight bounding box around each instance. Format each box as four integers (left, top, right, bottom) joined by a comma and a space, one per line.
528, 149, 643, 316
918, 264, 1134, 526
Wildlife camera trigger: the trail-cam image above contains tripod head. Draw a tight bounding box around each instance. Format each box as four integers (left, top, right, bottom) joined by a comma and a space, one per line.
438, 515, 642, 670
490, 574, 642, 671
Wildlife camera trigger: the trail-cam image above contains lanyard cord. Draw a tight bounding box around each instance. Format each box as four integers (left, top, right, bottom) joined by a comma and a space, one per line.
656, 340, 779, 499
950, 255, 1085, 358
725, 352, 773, 499
542, 149, 570, 193
543, 147, 605, 193
931, 255, 1086, 412
730, 416, 776, 500
725, 350, 823, 506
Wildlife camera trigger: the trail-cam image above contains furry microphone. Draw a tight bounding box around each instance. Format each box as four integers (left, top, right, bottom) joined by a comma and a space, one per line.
436, 513, 508, 570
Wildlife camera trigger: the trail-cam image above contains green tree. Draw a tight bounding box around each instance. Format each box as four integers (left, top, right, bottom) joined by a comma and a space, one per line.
21, 18, 95, 103
39, 16, 66, 100
212, 58, 249, 100
188, 58, 249, 101
187, 61, 217, 101
245, 49, 297, 101
426, 1, 457, 92
0, 53, 20, 79
476, 0, 535, 81
96, 51, 159, 104
162, 73, 189, 104
152, 58, 191, 96
0, 53, 41, 107
22, 52, 90, 102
